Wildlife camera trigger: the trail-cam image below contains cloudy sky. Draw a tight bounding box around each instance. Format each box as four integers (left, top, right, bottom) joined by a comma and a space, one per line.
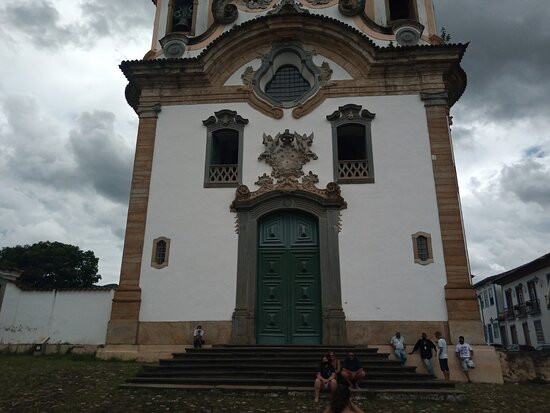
0, 1, 548, 284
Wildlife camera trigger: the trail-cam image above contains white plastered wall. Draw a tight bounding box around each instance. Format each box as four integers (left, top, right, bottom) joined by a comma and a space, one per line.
139, 93, 448, 323
0, 284, 114, 344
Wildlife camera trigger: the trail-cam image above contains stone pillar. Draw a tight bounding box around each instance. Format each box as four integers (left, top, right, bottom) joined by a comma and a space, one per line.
106, 103, 161, 345
422, 92, 484, 345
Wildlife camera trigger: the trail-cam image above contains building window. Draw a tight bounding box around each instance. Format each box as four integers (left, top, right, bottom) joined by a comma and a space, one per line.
387, 0, 417, 22
493, 322, 500, 339
489, 288, 495, 306
327, 104, 375, 184
202, 110, 248, 187
411, 231, 433, 265
253, 43, 322, 108
151, 237, 171, 269
265, 65, 311, 102
533, 320, 545, 343
483, 290, 489, 308
510, 325, 518, 345
168, 0, 198, 35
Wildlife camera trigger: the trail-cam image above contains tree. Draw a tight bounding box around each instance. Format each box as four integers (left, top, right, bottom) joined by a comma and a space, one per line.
0, 241, 100, 289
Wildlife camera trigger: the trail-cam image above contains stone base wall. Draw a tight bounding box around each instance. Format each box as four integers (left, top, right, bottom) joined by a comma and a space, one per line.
0, 343, 99, 355
499, 351, 550, 382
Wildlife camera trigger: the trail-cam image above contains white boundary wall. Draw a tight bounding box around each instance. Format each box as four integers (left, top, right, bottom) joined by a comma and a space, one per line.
0, 283, 114, 345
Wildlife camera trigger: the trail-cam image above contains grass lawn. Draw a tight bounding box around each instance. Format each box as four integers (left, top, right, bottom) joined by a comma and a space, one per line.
1, 353, 549, 412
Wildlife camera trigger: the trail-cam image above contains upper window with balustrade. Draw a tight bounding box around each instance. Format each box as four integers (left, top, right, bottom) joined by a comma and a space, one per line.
327, 104, 375, 184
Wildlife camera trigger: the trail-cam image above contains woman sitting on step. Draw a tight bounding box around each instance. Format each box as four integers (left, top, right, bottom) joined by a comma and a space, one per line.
327, 351, 342, 382
314, 355, 338, 402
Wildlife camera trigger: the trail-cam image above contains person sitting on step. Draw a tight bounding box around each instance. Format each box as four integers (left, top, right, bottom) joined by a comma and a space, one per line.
315, 355, 338, 402
340, 352, 366, 389
327, 350, 342, 382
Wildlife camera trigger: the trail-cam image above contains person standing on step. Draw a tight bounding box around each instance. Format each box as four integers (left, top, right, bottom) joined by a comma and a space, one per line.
340, 352, 365, 389
193, 325, 205, 349
323, 384, 365, 413
314, 355, 338, 402
409, 332, 437, 375
390, 331, 407, 365
455, 335, 475, 383
435, 331, 450, 380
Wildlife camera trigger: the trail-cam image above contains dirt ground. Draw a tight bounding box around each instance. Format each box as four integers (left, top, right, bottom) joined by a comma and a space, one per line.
1, 353, 549, 412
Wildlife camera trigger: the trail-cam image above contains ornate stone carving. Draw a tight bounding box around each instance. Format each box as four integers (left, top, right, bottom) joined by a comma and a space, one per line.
212, 0, 238, 24
159, 36, 187, 58
236, 0, 271, 8
267, 0, 309, 15
338, 0, 365, 17
326, 104, 375, 122
258, 129, 317, 180
241, 66, 255, 86
319, 62, 333, 87
392, 20, 425, 47
202, 109, 249, 127
305, 0, 330, 4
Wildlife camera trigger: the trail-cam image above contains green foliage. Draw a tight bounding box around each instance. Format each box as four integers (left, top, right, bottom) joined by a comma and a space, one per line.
0, 241, 100, 289
440, 27, 452, 43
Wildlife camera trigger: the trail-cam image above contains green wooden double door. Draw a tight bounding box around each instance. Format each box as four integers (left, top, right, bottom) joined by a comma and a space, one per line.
256, 211, 322, 345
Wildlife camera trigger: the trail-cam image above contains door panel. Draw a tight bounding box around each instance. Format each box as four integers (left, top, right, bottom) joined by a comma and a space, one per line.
257, 211, 321, 345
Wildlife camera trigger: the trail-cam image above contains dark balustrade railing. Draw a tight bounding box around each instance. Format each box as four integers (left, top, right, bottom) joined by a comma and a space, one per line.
525, 299, 541, 315
504, 307, 515, 320
514, 304, 527, 318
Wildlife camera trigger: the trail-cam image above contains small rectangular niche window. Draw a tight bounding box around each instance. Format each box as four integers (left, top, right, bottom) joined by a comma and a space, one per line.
151, 237, 170, 269
168, 0, 198, 35
387, 0, 417, 22
203, 110, 248, 188
412, 231, 433, 265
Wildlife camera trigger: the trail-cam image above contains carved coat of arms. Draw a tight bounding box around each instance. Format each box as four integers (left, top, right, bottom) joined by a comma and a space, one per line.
258, 129, 317, 180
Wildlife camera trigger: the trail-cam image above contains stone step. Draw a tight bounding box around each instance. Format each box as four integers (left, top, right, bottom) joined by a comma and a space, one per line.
142, 364, 418, 373
119, 383, 466, 402
126, 376, 454, 389
136, 370, 434, 380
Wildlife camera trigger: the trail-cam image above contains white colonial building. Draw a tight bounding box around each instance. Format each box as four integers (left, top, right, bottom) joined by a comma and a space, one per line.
495, 253, 550, 349
474, 275, 504, 346
103, 0, 486, 359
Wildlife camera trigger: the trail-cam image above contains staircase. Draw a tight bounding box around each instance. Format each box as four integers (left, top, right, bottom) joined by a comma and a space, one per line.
123, 345, 464, 401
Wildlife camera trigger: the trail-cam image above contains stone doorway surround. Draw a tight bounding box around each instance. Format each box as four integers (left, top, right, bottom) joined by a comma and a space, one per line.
230, 129, 348, 345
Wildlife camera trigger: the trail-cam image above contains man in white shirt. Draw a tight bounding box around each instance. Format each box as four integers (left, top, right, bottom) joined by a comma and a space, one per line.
390, 331, 407, 365
435, 331, 450, 380
455, 335, 474, 382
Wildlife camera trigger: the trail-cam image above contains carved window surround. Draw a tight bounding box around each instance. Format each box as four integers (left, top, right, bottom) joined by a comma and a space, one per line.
412, 231, 433, 265
327, 104, 376, 184
202, 110, 249, 188
250, 43, 330, 109
151, 236, 171, 269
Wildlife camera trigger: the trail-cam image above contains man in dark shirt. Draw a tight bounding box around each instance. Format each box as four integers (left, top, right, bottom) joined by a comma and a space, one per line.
340, 351, 365, 388
410, 332, 437, 375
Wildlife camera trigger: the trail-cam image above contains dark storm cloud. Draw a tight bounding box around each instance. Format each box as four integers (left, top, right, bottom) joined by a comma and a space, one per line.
1, 95, 132, 205
436, 0, 550, 120
68, 111, 133, 204
1, 0, 153, 50
500, 158, 550, 207
2, 1, 79, 49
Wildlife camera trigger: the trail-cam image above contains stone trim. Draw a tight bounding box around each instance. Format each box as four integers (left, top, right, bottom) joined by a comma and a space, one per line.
121, 14, 467, 117
151, 236, 171, 269
106, 104, 161, 345
411, 231, 434, 265
421, 96, 483, 344
230, 192, 348, 345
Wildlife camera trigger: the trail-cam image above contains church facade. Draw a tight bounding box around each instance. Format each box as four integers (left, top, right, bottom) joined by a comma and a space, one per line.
105, 0, 484, 351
